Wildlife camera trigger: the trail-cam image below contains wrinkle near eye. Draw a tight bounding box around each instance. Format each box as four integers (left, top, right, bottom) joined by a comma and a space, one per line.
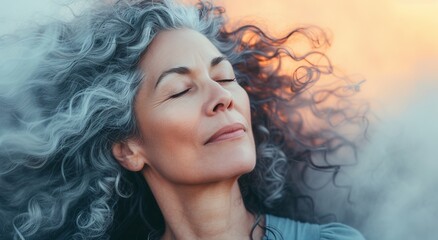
151, 97, 167, 108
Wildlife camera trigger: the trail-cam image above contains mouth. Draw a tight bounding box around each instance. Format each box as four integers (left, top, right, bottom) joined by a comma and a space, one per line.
205, 123, 246, 145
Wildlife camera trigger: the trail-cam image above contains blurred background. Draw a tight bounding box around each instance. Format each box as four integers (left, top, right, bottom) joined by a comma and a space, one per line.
1, 0, 437, 239
219, 2, 438, 239
220, 0, 438, 106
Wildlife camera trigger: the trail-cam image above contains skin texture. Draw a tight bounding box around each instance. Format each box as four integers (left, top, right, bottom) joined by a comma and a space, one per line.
113, 29, 262, 239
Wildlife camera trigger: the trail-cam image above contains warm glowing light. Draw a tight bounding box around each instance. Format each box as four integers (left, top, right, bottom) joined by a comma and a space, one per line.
219, 0, 438, 103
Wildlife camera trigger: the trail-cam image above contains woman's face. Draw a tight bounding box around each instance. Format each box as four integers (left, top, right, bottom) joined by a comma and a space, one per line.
133, 29, 256, 185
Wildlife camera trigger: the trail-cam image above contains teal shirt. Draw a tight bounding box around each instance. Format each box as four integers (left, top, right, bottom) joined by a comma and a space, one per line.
264, 215, 365, 240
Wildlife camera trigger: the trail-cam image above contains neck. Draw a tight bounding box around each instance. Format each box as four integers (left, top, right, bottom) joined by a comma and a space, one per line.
143, 172, 264, 240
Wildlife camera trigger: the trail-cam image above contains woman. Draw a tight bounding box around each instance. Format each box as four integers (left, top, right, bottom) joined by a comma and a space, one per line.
0, 0, 367, 239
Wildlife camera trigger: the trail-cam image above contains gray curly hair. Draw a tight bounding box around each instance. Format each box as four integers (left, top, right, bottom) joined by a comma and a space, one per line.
0, 0, 367, 239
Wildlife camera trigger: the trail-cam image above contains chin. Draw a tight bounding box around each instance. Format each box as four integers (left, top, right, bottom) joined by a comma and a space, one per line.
233, 140, 257, 174
225, 148, 257, 177
197, 139, 256, 183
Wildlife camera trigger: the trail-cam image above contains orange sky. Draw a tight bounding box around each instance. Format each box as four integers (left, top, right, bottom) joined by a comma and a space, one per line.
2, 0, 437, 110
212, 0, 438, 107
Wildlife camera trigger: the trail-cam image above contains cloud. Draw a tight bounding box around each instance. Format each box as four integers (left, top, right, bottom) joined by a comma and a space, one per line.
314, 75, 438, 239
0, 0, 92, 34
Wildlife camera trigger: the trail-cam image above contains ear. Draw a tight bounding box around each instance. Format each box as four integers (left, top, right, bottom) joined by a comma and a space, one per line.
112, 139, 148, 172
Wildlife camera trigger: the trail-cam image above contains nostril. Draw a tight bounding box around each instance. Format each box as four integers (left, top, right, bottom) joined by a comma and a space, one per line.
208, 83, 234, 114
213, 103, 225, 112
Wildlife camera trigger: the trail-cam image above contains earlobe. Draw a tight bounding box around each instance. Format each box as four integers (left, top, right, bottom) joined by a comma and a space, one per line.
112, 139, 147, 172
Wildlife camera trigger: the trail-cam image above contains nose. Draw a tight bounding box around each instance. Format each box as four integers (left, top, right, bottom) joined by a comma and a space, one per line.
205, 81, 234, 116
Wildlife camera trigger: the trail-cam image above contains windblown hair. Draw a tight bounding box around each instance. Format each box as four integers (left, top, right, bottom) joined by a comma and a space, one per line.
0, 0, 367, 239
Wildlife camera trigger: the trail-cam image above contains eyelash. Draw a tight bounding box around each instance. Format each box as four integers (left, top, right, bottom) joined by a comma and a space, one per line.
216, 78, 236, 83
169, 89, 190, 99
169, 78, 237, 99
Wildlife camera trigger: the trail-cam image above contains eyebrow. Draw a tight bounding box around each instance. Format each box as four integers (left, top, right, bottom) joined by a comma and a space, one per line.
154, 55, 228, 89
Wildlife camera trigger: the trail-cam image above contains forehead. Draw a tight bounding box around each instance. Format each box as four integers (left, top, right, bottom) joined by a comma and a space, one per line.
139, 29, 222, 78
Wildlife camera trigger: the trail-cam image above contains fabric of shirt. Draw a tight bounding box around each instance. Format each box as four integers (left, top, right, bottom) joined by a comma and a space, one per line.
263, 214, 366, 240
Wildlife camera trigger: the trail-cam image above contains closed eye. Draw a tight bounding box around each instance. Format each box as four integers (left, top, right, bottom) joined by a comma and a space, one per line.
168, 78, 236, 99
216, 78, 236, 83
169, 88, 190, 99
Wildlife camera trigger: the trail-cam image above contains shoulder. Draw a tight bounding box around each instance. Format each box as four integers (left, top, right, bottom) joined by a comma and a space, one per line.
264, 214, 366, 240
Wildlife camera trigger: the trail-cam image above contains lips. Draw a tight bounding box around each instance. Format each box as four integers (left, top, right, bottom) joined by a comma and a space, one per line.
205, 123, 246, 144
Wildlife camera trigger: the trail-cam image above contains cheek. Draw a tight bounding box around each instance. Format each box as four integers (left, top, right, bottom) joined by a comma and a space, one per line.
141, 106, 199, 151
137, 104, 203, 178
